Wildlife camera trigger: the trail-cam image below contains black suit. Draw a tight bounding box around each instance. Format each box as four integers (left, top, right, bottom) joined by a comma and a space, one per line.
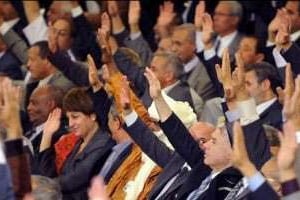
259, 100, 283, 130
159, 113, 271, 199
246, 182, 279, 200
0, 50, 23, 80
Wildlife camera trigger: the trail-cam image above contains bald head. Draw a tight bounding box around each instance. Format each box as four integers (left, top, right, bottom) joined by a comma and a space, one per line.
189, 122, 215, 150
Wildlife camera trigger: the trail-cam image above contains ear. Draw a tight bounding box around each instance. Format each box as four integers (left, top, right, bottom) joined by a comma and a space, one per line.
47, 100, 56, 110
255, 53, 264, 63
90, 113, 97, 121
261, 79, 271, 91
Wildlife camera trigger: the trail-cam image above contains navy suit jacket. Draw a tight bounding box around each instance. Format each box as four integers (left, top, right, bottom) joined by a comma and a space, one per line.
259, 100, 283, 130
0, 50, 23, 80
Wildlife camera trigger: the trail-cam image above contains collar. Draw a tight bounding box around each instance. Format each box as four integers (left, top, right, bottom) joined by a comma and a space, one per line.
291, 30, 300, 42
67, 49, 76, 61
0, 51, 5, 59
211, 170, 222, 179
184, 55, 200, 73
29, 123, 45, 141
216, 31, 238, 57
38, 74, 54, 87
162, 80, 180, 94
5, 18, 20, 28
256, 97, 277, 115
112, 140, 131, 153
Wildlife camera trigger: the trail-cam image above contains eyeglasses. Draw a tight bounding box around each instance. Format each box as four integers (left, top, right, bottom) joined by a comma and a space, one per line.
213, 12, 236, 17
49, 27, 70, 37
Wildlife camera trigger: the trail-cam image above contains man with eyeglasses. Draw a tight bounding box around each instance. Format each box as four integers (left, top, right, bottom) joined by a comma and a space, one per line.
196, 1, 244, 61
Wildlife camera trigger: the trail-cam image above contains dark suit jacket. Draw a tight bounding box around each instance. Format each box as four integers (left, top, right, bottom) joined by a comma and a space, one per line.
101, 143, 133, 183
259, 100, 283, 130
246, 182, 279, 200
38, 130, 115, 200
124, 117, 188, 199
282, 43, 300, 75
0, 50, 23, 80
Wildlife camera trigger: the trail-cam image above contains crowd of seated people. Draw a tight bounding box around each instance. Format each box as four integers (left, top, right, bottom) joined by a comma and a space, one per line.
1, 0, 300, 200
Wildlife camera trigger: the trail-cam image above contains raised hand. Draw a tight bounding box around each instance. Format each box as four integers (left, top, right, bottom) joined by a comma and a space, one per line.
0, 77, 22, 139
157, 1, 176, 27
277, 121, 298, 182
283, 75, 300, 129
201, 13, 214, 49
194, 1, 205, 31
48, 22, 59, 53
97, 19, 112, 64
144, 67, 162, 100
215, 48, 235, 100
101, 12, 111, 36
43, 108, 62, 137
232, 52, 248, 101
276, 63, 294, 104
88, 54, 103, 92
268, 8, 290, 43
107, 1, 119, 18
128, 0, 141, 28
232, 121, 256, 176
275, 22, 292, 50
119, 76, 131, 111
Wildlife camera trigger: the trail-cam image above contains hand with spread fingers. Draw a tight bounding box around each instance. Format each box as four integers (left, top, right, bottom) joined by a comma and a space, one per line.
232, 121, 257, 177
157, 1, 176, 27
88, 54, 103, 92
194, 0, 205, 31
40, 108, 62, 152
283, 75, 300, 129
277, 121, 298, 182
215, 50, 249, 102
0, 78, 22, 140
276, 63, 294, 104
128, 0, 141, 33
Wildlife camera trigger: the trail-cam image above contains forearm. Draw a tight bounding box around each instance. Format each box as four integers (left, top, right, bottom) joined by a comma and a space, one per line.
23, 1, 40, 23
154, 92, 172, 122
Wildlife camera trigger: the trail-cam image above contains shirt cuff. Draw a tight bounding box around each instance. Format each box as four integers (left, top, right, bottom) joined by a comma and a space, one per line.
0, 22, 13, 35
113, 27, 126, 35
246, 171, 266, 192
130, 31, 141, 40
237, 98, 259, 126
266, 40, 275, 47
23, 14, 48, 45
71, 6, 84, 18
196, 31, 204, 53
124, 111, 138, 127
204, 48, 216, 60
282, 179, 300, 196
0, 142, 6, 164
272, 48, 287, 68
225, 109, 241, 123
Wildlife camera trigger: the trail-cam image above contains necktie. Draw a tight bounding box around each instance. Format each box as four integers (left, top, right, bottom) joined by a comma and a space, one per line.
224, 179, 244, 200
187, 174, 212, 200
155, 166, 190, 200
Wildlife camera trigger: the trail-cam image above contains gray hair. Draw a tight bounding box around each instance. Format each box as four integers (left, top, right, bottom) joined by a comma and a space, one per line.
173, 23, 196, 44
153, 52, 183, 80
221, 1, 243, 18
31, 175, 62, 200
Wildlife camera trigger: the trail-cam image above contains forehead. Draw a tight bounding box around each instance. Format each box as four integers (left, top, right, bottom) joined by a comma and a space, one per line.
53, 19, 71, 31
151, 55, 167, 65
285, 1, 299, 14
215, 2, 232, 13
28, 46, 40, 56
172, 29, 189, 41
31, 88, 49, 100
240, 37, 257, 47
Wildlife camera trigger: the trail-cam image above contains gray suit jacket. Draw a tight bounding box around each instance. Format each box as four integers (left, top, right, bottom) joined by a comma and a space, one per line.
183, 57, 217, 101
1, 29, 28, 65
227, 32, 244, 61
